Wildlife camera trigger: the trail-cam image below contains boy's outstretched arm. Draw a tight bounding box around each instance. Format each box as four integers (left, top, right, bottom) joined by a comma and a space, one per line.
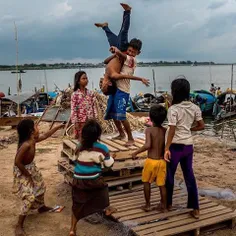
132, 129, 151, 159
36, 123, 65, 142
110, 72, 150, 86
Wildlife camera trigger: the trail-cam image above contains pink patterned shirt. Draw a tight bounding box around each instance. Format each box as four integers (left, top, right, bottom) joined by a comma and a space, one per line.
71, 89, 97, 124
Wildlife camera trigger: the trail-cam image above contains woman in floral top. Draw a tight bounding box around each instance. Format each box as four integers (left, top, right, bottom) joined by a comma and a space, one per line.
71, 71, 97, 140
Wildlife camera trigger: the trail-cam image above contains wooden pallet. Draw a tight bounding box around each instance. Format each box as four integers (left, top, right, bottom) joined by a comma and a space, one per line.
62, 138, 147, 162
58, 159, 142, 188
58, 137, 148, 188
109, 186, 236, 236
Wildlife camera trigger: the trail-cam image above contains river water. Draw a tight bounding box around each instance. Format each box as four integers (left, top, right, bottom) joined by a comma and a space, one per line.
0, 65, 235, 96
1, 65, 236, 140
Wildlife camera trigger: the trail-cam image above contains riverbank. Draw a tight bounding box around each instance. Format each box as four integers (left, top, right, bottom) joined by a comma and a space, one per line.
0, 128, 235, 235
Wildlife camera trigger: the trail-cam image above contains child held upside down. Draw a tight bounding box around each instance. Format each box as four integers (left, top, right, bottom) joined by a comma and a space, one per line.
132, 105, 168, 212
13, 119, 65, 236
95, 3, 149, 146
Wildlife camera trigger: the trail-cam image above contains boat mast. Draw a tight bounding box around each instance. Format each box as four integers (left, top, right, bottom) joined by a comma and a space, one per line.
14, 22, 21, 116
44, 70, 48, 93
152, 69, 157, 97
209, 61, 212, 85
230, 64, 233, 112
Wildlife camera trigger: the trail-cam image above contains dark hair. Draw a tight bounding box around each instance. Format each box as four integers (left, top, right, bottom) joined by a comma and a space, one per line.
80, 119, 102, 151
129, 38, 142, 51
218, 87, 220, 89
171, 76, 190, 105
17, 119, 35, 148
74, 71, 86, 92
149, 104, 167, 127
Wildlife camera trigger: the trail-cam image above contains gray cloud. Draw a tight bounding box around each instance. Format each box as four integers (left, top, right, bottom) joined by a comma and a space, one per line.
208, 0, 228, 10
1, 0, 236, 64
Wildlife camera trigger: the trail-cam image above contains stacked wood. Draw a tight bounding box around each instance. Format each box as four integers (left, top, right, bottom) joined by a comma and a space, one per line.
94, 92, 145, 134
55, 88, 145, 135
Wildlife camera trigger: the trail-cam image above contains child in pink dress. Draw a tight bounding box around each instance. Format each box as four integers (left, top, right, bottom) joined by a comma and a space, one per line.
71, 71, 97, 140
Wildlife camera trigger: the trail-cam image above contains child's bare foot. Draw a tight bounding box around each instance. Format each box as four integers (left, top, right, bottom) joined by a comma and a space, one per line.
15, 225, 26, 236
190, 209, 200, 219
38, 205, 53, 213
104, 206, 117, 216
112, 134, 126, 140
120, 3, 132, 11
125, 140, 135, 146
141, 204, 151, 212
69, 231, 76, 236
154, 203, 168, 213
94, 22, 108, 28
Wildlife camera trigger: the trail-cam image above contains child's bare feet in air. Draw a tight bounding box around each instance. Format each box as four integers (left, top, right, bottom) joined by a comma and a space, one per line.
120, 3, 132, 11
94, 22, 108, 28
15, 225, 26, 236
38, 205, 53, 213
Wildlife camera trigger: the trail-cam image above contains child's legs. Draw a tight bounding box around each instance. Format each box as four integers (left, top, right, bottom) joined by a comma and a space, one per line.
180, 145, 199, 210
70, 212, 79, 233
102, 26, 119, 48
15, 215, 27, 235
166, 144, 183, 207
117, 10, 131, 51
143, 182, 151, 207
121, 119, 134, 141
113, 119, 125, 137
159, 186, 167, 210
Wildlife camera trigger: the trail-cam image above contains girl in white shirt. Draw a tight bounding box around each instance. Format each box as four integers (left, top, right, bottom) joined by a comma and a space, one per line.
164, 76, 205, 219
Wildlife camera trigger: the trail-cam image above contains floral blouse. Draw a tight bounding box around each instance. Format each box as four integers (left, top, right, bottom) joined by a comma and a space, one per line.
71, 89, 97, 124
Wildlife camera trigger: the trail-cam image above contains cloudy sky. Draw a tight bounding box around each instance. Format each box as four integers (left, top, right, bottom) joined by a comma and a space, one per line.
1, 0, 236, 64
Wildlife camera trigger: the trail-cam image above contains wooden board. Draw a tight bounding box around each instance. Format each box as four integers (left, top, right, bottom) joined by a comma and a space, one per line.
109, 186, 236, 236
63, 138, 147, 161
58, 160, 142, 188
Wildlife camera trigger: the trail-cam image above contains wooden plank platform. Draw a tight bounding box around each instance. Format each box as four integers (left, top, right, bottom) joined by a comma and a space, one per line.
62, 138, 147, 162
109, 186, 236, 236
58, 160, 143, 188
59, 137, 147, 189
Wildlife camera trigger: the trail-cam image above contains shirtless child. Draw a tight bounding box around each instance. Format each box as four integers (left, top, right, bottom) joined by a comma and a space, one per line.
132, 105, 168, 212
13, 119, 65, 236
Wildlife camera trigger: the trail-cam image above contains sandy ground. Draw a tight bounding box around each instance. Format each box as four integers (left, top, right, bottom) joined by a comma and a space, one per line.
0, 127, 236, 236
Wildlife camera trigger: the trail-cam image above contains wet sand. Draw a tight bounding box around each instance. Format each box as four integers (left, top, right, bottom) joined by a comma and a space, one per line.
0, 128, 235, 236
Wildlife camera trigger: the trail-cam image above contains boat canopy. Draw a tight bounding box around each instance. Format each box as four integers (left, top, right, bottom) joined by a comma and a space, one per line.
3, 92, 35, 104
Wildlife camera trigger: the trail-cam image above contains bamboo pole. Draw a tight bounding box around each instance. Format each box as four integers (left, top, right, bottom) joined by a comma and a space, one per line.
230, 64, 233, 112
14, 22, 21, 117
152, 69, 157, 97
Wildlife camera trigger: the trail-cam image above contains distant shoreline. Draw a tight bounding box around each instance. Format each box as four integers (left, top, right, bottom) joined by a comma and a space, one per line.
0, 62, 234, 72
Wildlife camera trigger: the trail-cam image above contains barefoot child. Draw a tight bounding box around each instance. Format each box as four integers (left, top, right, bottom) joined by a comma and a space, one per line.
13, 119, 65, 236
104, 41, 149, 146
164, 76, 205, 219
69, 119, 115, 236
132, 105, 167, 212
71, 71, 97, 140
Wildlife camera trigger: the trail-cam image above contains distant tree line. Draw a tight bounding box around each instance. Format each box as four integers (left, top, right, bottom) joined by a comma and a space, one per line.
0, 60, 229, 71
